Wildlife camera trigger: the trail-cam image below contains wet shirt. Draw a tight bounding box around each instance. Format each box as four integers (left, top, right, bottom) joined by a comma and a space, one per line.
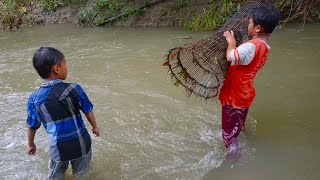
219, 38, 270, 109
27, 79, 92, 161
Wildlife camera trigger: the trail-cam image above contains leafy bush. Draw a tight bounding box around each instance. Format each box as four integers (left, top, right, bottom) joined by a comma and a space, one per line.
168, 0, 190, 12
95, 0, 126, 13
77, 9, 95, 25
0, 0, 32, 29
67, 0, 88, 8
183, 0, 237, 31
94, 0, 132, 25
41, 0, 60, 12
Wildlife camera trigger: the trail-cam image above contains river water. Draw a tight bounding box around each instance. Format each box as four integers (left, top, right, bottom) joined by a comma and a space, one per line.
0, 24, 319, 180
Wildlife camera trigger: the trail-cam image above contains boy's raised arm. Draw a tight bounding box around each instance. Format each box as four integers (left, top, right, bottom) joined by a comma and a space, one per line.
223, 30, 237, 62
85, 112, 100, 137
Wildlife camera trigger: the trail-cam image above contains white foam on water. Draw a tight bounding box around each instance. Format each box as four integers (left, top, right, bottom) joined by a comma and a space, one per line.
103, 90, 228, 179
0, 92, 49, 179
198, 150, 224, 169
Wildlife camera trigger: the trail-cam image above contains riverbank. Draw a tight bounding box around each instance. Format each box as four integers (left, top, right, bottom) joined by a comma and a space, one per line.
1, 0, 320, 31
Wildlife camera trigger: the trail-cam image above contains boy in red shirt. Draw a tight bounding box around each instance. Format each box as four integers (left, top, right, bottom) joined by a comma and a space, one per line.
220, 6, 280, 154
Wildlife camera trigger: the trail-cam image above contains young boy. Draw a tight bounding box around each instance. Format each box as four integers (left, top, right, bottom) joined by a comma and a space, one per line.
26, 47, 100, 179
219, 6, 280, 154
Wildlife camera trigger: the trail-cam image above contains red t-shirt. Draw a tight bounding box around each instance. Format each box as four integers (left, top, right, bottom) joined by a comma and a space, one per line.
219, 38, 270, 109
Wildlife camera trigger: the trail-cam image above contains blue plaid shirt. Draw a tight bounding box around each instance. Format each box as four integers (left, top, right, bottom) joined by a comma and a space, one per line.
27, 79, 93, 161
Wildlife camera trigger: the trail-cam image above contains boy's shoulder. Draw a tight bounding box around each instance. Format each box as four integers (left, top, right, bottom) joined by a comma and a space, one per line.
60, 82, 83, 92
28, 88, 46, 105
48, 82, 85, 95
60, 81, 80, 87
50, 82, 88, 99
240, 39, 269, 51
246, 38, 269, 47
242, 38, 261, 45
28, 82, 83, 104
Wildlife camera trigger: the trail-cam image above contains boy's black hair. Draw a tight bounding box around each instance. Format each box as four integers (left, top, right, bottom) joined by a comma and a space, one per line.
33, 47, 64, 79
250, 6, 280, 34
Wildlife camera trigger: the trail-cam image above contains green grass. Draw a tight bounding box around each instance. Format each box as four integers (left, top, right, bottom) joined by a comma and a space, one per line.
182, 0, 237, 31
94, 0, 146, 26
67, 0, 88, 7
41, 0, 60, 12
168, 0, 190, 12
77, 9, 95, 25
1, 0, 320, 30
0, 0, 33, 29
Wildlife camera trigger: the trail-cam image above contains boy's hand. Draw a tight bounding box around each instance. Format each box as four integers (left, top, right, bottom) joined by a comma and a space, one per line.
92, 127, 100, 137
27, 143, 36, 155
223, 30, 236, 47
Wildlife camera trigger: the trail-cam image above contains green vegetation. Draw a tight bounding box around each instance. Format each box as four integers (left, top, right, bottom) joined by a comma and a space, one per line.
41, 0, 60, 12
0, 0, 32, 29
77, 9, 95, 26
0, 0, 319, 31
182, 0, 237, 31
95, 0, 126, 25
168, 0, 190, 12
0, 0, 17, 28
181, 0, 320, 31
41, 0, 88, 12
78, 0, 146, 26
94, 0, 139, 26
67, 0, 88, 7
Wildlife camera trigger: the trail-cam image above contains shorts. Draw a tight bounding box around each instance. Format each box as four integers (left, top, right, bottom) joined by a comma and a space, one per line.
48, 149, 92, 180
221, 105, 248, 148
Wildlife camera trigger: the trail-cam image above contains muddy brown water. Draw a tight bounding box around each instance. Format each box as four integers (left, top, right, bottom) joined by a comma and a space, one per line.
0, 24, 319, 180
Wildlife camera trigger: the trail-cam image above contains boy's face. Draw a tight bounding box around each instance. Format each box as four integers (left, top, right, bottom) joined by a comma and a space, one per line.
56, 58, 68, 80
248, 17, 261, 37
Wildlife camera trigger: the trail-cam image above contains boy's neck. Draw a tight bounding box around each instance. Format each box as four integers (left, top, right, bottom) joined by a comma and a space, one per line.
44, 78, 61, 83
252, 33, 270, 43
44, 75, 61, 82
40, 78, 62, 87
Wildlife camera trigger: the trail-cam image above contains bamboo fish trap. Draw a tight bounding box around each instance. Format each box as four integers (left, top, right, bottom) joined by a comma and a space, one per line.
163, 0, 272, 100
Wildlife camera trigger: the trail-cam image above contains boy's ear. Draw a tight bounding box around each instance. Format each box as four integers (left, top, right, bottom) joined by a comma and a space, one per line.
255, 25, 263, 33
52, 64, 59, 74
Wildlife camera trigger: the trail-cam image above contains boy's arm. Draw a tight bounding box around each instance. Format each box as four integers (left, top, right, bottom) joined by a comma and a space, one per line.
223, 30, 237, 62
223, 31, 256, 66
26, 96, 41, 155
85, 112, 100, 137
27, 128, 36, 155
75, 84, 100, 137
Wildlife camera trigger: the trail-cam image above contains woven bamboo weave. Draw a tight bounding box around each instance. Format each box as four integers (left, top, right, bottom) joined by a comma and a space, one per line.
163, 0, 272, 100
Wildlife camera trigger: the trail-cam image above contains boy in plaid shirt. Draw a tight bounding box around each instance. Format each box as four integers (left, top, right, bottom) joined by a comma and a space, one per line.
27, 47, 100, 179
